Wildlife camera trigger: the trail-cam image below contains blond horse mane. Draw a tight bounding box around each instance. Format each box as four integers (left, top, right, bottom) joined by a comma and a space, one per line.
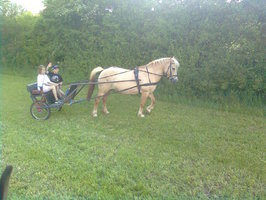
145, 57, 171, 67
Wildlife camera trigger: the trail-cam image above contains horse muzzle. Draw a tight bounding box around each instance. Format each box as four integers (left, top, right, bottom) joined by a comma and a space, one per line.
169, 76, 178, 83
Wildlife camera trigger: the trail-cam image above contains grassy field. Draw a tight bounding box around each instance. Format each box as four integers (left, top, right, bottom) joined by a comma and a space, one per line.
0, 73, 265, 199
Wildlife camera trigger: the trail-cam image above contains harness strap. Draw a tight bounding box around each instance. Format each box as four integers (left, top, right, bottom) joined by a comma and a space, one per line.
134, 67, 141, 94
109, 82, 159, 95
146, 65, 151, 84
64, 81, 161, 105
98, 70, 131, 79
138, 69, 163, 77
141, 82, 159, 86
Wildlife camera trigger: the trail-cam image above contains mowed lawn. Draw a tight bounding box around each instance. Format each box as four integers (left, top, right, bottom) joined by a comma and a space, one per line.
0, 74, 265, 199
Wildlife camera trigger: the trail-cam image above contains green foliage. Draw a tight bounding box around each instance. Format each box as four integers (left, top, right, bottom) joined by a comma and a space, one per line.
1, 0, 265, 105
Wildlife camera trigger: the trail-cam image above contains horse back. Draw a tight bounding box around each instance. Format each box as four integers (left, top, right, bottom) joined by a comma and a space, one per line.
98, 67, 134, 83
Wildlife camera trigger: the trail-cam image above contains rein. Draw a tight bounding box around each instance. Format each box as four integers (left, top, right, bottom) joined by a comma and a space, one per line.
65, 58, 177, 105
138, 69, 163, 77
65, 80, 160, 105
98, 70, 132, 79
94, 58, 176, 81
65, 59, 176, 87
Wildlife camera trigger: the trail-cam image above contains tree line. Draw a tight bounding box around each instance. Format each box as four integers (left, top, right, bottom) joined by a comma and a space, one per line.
1, 0, 265, 105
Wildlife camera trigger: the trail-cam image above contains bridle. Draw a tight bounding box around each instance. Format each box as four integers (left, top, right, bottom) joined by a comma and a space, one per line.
137, 58, 178, 79
164, 58, 178, 81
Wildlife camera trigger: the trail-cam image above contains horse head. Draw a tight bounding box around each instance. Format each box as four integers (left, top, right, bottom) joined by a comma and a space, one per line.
165, 57, 179, 83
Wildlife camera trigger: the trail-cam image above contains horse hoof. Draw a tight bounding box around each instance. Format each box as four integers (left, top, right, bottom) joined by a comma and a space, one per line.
146, 108, 151, 114
138, 114, 145, 118
92, 113, 98, 117
103, 111, 110, 114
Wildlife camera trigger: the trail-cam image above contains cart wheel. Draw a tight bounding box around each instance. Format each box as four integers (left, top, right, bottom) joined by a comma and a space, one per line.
30, 101, 51, 120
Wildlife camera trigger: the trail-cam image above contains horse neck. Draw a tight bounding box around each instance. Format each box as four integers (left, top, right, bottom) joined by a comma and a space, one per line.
145, 59, 169, 80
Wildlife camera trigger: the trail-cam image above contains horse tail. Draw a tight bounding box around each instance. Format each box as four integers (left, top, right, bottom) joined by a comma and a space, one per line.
87, 66, 104, 100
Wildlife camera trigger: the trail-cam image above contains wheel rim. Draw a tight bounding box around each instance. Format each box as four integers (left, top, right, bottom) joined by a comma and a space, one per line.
31, 102, 50, 120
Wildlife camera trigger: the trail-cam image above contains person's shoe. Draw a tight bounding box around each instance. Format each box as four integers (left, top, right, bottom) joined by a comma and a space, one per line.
68, 99, 74, 105
54, 100, 62, 104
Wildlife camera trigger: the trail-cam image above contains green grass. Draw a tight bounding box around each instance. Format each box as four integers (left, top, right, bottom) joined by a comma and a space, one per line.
1, 73, 265, 199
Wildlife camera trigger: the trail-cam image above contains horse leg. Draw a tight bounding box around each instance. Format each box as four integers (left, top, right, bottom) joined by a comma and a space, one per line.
146, 93, 156, 114
102, 94, 110, 114
92, 96, 101, 117
138, 92, 149, 117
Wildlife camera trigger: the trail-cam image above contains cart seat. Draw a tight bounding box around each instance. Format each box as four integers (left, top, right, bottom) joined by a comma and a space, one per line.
27, 83, 42, 95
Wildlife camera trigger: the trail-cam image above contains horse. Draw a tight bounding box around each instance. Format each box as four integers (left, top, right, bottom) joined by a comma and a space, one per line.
87, 57, 180, 117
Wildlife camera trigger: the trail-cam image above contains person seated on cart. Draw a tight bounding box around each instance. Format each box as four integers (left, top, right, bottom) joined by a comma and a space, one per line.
46, 63, 64, 99
37, 65, 61, 104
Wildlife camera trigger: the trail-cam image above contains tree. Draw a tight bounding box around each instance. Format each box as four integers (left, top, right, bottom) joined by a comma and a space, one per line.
1, 0, 265, 104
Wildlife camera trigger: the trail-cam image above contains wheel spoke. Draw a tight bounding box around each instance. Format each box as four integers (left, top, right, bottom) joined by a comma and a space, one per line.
30, 102, 50, 120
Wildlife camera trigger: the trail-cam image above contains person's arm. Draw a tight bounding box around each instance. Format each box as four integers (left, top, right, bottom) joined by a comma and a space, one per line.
37, 75, 43, 91
44, 75, 58, 86
46, 62, 52, 73
58, 75, 63, 86
47, 82, 58, 86
58, 79, 63, 86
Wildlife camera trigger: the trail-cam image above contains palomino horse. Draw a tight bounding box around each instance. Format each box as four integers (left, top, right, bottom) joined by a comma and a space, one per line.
87, 57, 180, 117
